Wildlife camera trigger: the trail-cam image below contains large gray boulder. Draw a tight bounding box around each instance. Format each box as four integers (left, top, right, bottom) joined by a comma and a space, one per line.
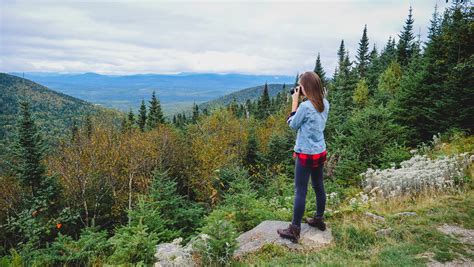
233, 220, 333, 258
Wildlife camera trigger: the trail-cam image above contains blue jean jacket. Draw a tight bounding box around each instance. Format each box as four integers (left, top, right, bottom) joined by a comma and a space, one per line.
286, 98, 330, 154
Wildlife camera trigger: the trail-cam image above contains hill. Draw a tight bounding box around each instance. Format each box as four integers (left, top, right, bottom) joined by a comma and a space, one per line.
0, 73, 118, 144
198, 83, 291, 112
9, 72, 295, 115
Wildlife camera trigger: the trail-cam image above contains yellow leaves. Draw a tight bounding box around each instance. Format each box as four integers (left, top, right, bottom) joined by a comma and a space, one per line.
186, 109, 248, 203
46, 123, 183, 224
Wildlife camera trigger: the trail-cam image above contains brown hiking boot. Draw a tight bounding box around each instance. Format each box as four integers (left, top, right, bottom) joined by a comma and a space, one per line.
305, 215, 326, 231
277, 223, 301, 243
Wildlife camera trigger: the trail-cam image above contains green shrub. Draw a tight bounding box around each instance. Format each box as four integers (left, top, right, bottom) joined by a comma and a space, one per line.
107, 221, 158, 265
194, 210, 238, 266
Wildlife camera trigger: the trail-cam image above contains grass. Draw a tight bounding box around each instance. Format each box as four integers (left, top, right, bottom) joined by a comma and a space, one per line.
235, 184, 474, 266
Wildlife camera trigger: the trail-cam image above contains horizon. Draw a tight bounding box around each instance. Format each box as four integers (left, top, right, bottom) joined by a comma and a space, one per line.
1, 0, 447, 76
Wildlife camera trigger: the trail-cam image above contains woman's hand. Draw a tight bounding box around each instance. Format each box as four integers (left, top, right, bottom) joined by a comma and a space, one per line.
291, 86, 301, 112
292, 86, 301, 103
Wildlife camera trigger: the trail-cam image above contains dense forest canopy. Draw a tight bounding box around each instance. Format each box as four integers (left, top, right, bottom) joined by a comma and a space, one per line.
0, 2, 472, 266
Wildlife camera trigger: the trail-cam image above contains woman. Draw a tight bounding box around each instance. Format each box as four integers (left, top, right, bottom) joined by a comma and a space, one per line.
277, 71, 330, 243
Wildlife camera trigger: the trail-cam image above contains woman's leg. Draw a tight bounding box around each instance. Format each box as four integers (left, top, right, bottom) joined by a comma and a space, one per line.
310, 165, 326, 217
291, 158, 311, 227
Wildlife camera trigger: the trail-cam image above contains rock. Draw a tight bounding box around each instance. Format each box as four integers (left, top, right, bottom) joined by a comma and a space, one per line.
364, 212, 385, 221
375, 228, 392, 237
233, 220, 333, 258
154, 237, 195, 267
436, 223, 474, 245
395, 211, 417, 217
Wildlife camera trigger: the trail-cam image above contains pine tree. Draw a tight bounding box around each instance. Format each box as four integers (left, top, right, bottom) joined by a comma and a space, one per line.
394, 2, 473, 143
366, 44, 381, 93
138, 100, 147, 132
427, 4, 441, 41
337, 40, 346, 68
84, 114, 93, 139
13, 101, 47, 196
356, 25, 370, 78
397, 6, 416, 66
313, 53, 327, 86
71, 119, 78, 142
147, 91, 164, 129
245, 127, 258, 167
192, 103, 199, 123
128, 109, 135, 126
257, 83, 271, 119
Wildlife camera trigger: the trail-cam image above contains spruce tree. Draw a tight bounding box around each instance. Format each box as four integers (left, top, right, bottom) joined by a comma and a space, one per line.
13, 101, 47, 196
356, 25, 370, 78
258, 83, 271, 119
337, 40, 346, 68
138, 100, 147, 132
366, 44, 381, 93
128, 108, 135, 126
192, 103, 199, 123
84, 114, 93, 139
245, 127, 259, 167
397, 6, 416, 66
394, 2, 473, 143
147, 91, 164, 129
313, 53, 327, 86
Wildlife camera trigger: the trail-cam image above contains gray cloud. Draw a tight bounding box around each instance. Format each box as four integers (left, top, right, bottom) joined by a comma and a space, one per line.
0, 0, 447, 76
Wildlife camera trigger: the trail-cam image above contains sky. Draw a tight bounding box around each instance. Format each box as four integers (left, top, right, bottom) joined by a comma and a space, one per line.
0, 0, 447, 77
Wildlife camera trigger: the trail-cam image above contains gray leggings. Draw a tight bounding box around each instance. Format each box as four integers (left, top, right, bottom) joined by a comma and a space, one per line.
291, 157, 326, 227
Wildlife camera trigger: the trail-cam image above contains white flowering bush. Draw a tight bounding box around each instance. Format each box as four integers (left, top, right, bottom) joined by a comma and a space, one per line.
361, 152, 472, 199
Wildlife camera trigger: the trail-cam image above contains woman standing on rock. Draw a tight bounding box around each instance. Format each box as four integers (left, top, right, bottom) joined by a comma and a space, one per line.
277, 71, 329, 243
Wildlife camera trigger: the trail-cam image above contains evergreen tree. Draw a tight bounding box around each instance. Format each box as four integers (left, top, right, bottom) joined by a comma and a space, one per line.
356, 25, 370, 78
313, 53, 327, 86
337, 40, 346, 68
293, 73, 300, 88
366, 44, 381, 93
138, 100, 147, 132
245, 127, 259, 167
192, 103, 199, 123
128, 109, 135, 126
84, 114, 93, 139
379, 36, 398, 72
13, 101, 47, 196
397, 6, 416, 66
394, 2, 473, 143
257, 83, 271, 119
71, 119, 78, 143
147, 91, 165, 129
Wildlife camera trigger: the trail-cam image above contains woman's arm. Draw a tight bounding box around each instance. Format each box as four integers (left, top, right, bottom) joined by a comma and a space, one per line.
287, 88, 306, 130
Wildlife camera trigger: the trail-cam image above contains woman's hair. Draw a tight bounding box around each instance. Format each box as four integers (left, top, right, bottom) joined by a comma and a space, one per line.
299, 71, 325, 112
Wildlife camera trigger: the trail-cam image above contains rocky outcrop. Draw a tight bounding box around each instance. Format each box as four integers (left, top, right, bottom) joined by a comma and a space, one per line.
233, 220, 333, 258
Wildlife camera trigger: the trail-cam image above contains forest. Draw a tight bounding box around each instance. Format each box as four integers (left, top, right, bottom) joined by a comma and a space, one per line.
0, 2, 472, 266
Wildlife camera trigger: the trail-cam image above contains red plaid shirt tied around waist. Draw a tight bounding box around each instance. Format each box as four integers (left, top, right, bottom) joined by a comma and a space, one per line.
293, 150, 327, 168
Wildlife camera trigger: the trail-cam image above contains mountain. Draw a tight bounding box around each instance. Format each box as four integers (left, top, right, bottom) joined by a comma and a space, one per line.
198, 83, 291, 111
9, 72, 295, 115
0, 73, 118, 145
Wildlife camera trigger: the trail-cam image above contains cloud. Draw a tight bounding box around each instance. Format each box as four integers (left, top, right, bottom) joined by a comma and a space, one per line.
0, 0, 447, 76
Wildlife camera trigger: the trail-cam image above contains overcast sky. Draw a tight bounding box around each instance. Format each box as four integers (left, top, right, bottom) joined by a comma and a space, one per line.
1, 0, 447, 77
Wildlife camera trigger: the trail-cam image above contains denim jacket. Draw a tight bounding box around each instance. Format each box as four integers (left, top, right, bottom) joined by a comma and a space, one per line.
286, 98, 330, 154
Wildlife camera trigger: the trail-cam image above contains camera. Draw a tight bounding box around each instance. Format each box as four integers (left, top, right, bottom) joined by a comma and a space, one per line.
290, 86, 305, 96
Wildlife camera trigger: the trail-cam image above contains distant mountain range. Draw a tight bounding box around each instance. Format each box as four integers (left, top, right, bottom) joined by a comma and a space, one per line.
9, 72, 295, 115
0, 73, 118, 144
198, 83, 292, 112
